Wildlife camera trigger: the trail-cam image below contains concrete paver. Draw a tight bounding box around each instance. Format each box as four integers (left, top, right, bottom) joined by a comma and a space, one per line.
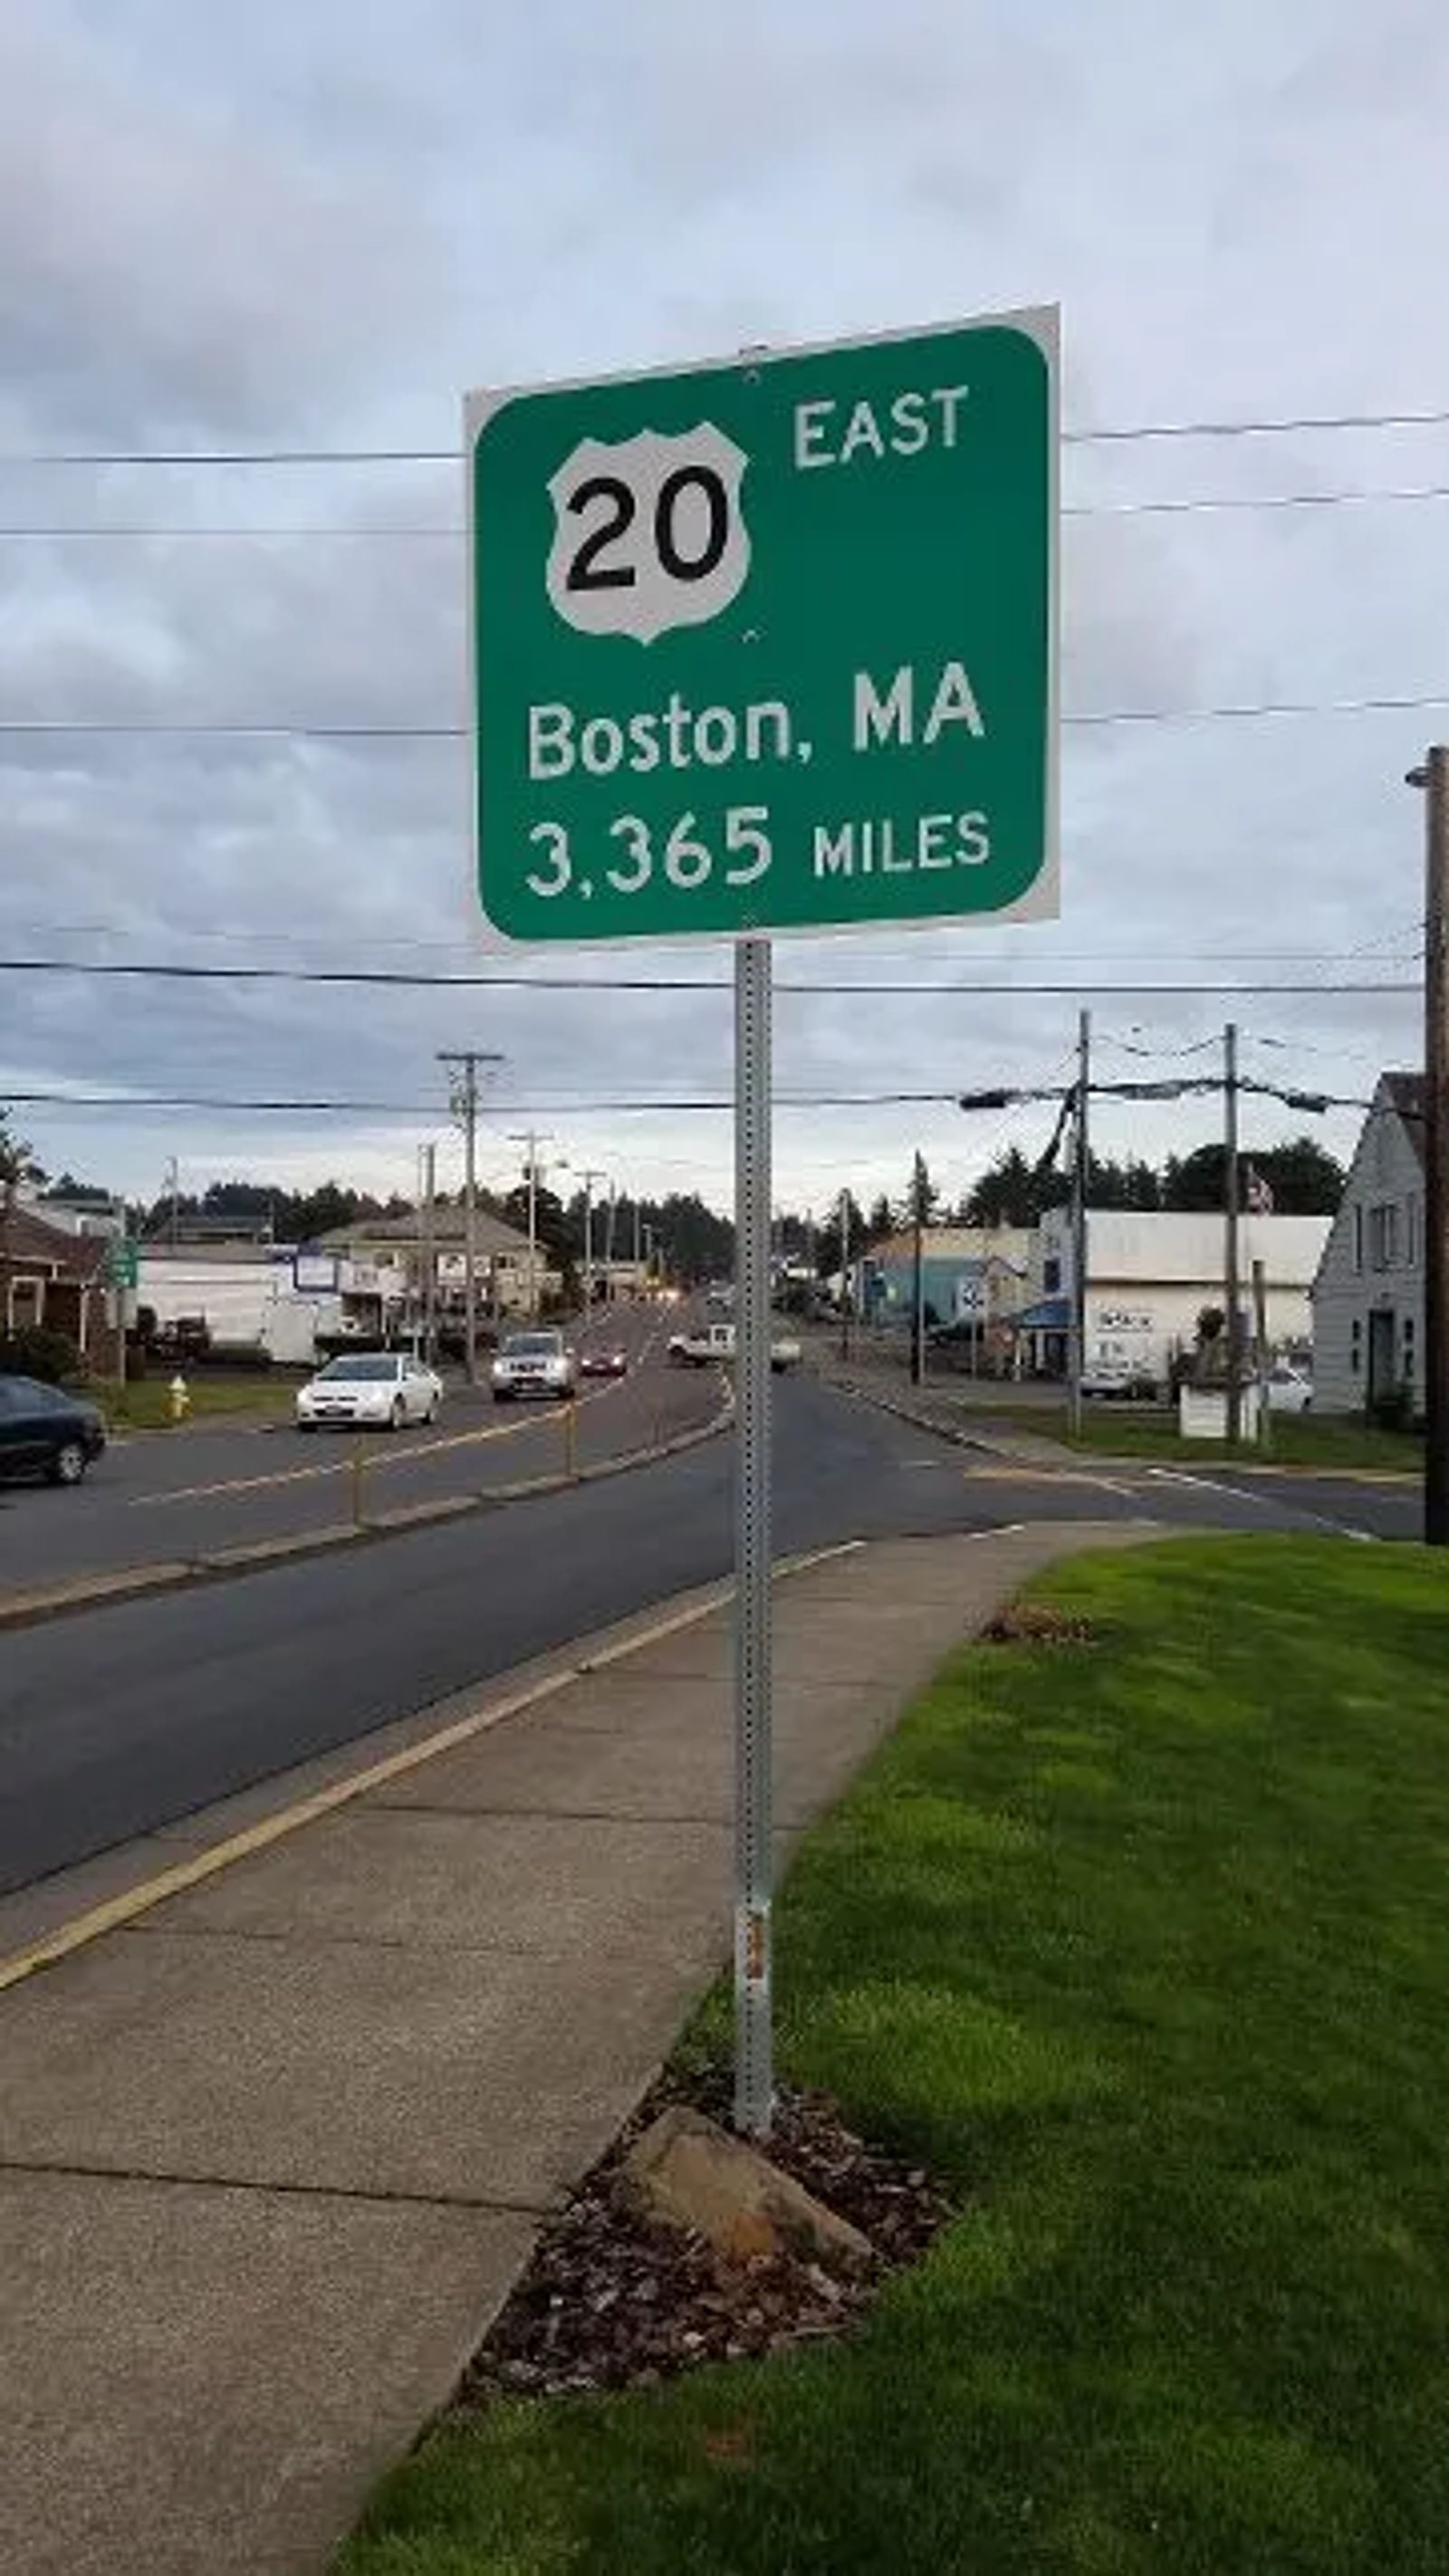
0, 1924, 708, 2205
0, 2169, 532, 2576
0, 1519, 1161, 2576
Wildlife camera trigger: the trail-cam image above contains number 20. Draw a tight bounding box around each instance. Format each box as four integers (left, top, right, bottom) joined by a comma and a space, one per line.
565, 467, 731, 594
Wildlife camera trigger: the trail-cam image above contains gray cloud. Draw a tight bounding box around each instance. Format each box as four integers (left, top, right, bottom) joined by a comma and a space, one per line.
0, 0, 1439, 1210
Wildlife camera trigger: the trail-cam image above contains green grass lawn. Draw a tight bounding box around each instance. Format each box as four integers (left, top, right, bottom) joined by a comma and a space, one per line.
339, 1536, 1449, 2576
89, 1374, 299, 1430
988, 1404, 1423, 1476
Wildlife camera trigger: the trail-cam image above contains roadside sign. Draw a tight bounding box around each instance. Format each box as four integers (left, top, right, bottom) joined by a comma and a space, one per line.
104, 1238, 139, 1290
464, 306, 1060, 2140
466, 309, 1058, 943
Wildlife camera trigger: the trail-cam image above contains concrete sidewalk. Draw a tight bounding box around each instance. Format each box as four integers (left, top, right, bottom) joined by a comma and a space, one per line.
0, 1521, 1159, 2576
806, 1336, 1080, 1466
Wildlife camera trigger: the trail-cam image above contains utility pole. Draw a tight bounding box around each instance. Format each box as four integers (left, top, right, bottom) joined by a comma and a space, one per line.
1410, 746, 1449, 1545
1252, 1257, 1271, 1455
508, 1130, 555, 1322
419, 1144, 437, 1362
1224, 1021, 1243, 1443
439, 1050, 502, 1384
910, 1150, 926, 1385
1069, 1008, 1090, 1437
166, 1154, 180, 1253
839, 1184, 852, 1361
580, 1169, 604, 1318
603, 1181, 618, 1303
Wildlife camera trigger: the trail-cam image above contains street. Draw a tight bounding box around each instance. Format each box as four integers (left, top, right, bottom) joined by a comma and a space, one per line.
0, 1303, 712, 1601
0, 1372, 1417, 1901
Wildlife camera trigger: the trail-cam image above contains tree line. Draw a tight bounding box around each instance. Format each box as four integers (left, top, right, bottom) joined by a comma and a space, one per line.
5, 1107, 1345, 1302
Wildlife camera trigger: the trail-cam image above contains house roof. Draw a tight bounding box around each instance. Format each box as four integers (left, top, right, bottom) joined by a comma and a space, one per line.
1379, 1071, 1425, 1167
868, 1229, 1030, 1270
314, 1208, 532, 1257
2, 1203, 108, 1278
1016, 1295, 1070, 1331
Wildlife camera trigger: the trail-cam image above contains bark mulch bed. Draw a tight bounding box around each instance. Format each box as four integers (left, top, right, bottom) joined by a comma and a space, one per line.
456, 2065, 954, 2410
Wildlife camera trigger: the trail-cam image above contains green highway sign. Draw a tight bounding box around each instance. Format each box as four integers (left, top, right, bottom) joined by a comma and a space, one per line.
465, 308, 1057, 944
104, 1237, 139, 1289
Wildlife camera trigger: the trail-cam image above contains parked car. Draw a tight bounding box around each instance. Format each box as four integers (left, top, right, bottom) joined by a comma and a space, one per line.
1080, 1361, 1160, 1402
295, 1352, 442, 1432
0, 1374, 107, 1486
1266, 1362, 1313, 1414
491, 1329, 577, 1403
578, 1345, 629, 1380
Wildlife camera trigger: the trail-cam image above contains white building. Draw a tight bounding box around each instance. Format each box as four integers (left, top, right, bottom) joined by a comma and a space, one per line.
1311, 1074, 1425, 1415
137, 1244, 348, 1363
1028, 1207, 1329, 1386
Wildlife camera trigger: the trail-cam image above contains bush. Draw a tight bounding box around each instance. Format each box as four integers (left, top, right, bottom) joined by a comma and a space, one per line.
0, 1324, 82, 1385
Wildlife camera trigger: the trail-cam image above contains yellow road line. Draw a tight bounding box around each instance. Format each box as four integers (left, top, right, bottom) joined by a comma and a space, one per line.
964, 1461, 1150, 1493
0, 1538, 861, 1997
129, 1375, 629, 1508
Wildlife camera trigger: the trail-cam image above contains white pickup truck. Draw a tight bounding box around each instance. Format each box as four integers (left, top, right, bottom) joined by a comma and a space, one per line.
667, 1319, 801, 1374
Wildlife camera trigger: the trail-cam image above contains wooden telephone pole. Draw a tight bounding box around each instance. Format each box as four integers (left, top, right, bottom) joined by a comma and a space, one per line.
1410, 748, 1449, 1546
1224, 1022, 1243, 1444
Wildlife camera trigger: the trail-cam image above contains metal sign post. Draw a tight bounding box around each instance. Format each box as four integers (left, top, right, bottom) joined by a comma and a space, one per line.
464, 304, 1059, 2140
734, 934, 773, 2135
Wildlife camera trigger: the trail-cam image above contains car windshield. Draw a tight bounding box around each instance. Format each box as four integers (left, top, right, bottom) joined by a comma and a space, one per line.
317, 1356, 398, 1383
502, 1334, 561, 1358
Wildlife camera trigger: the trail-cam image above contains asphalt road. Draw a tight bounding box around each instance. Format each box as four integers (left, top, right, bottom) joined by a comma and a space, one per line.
0, 1303, 717, 1598
0, 1372, 1419, 1901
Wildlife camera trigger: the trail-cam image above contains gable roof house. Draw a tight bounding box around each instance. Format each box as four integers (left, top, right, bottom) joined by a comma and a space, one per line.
1311, 1074, 1426, 1416
0, 1200, 122, 1372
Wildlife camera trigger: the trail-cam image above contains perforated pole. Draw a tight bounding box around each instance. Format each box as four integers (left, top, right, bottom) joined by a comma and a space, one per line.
734, 934, 774, 2137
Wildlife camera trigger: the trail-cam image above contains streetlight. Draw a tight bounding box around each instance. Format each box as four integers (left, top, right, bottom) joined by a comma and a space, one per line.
507, 1132, 563, 1320
578, 1169, 605, 1317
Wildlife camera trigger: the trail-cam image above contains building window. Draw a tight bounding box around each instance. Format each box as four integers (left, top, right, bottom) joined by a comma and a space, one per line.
1042, 1256, 1061, 1294
1367, 1203, 1399, 1271
1350, 1317, 1362, 1374
1407, 1194, 1422, 1269
1353, 1205, 1363, 1273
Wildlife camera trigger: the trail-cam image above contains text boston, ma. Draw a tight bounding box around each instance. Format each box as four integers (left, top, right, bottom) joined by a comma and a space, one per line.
526, 659, 993, 881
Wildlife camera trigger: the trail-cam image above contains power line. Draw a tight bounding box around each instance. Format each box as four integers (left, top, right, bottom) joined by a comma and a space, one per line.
0, 955, 1421, 997
0, 1086, 1003, 1116
4, 691, 1446, 739
7, 484, 1449, 538
2, 919, 1400, 964
5, 403, 1449, 467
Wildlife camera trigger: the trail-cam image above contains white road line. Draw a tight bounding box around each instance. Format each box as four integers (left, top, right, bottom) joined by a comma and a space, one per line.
1145, 1465, 1373, 1541
129, 1351, 651, 1510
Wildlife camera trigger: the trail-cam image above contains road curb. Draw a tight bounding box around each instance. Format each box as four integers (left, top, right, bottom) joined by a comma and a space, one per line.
0, 1529, 854, 1996
807, 1365, 1422, 1489
809, 1365, 1006, 1458
0, 1394, 735, 1637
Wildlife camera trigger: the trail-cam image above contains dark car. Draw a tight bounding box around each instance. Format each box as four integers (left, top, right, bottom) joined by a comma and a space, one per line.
0, 1375, 107, 1487
578, 1346, 629, 1380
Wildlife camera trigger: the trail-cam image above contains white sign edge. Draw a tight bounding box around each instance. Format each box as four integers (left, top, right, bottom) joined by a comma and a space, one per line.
464, 302, 1060, 953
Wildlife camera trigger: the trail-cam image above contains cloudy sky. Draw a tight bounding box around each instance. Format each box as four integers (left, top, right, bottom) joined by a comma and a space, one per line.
1, 0, 1441, 1221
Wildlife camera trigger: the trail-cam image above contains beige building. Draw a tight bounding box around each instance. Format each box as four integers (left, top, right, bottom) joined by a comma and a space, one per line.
315, 1208, 548, 1316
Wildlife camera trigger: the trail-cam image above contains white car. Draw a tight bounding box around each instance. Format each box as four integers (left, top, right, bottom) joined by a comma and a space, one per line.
1266, 1362, 1313, 1414
296, 1352, 442, 1432
491, 1329, 577, 1403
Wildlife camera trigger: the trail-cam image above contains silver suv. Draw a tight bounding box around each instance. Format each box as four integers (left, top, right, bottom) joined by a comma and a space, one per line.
490, 1329, 577, 1403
